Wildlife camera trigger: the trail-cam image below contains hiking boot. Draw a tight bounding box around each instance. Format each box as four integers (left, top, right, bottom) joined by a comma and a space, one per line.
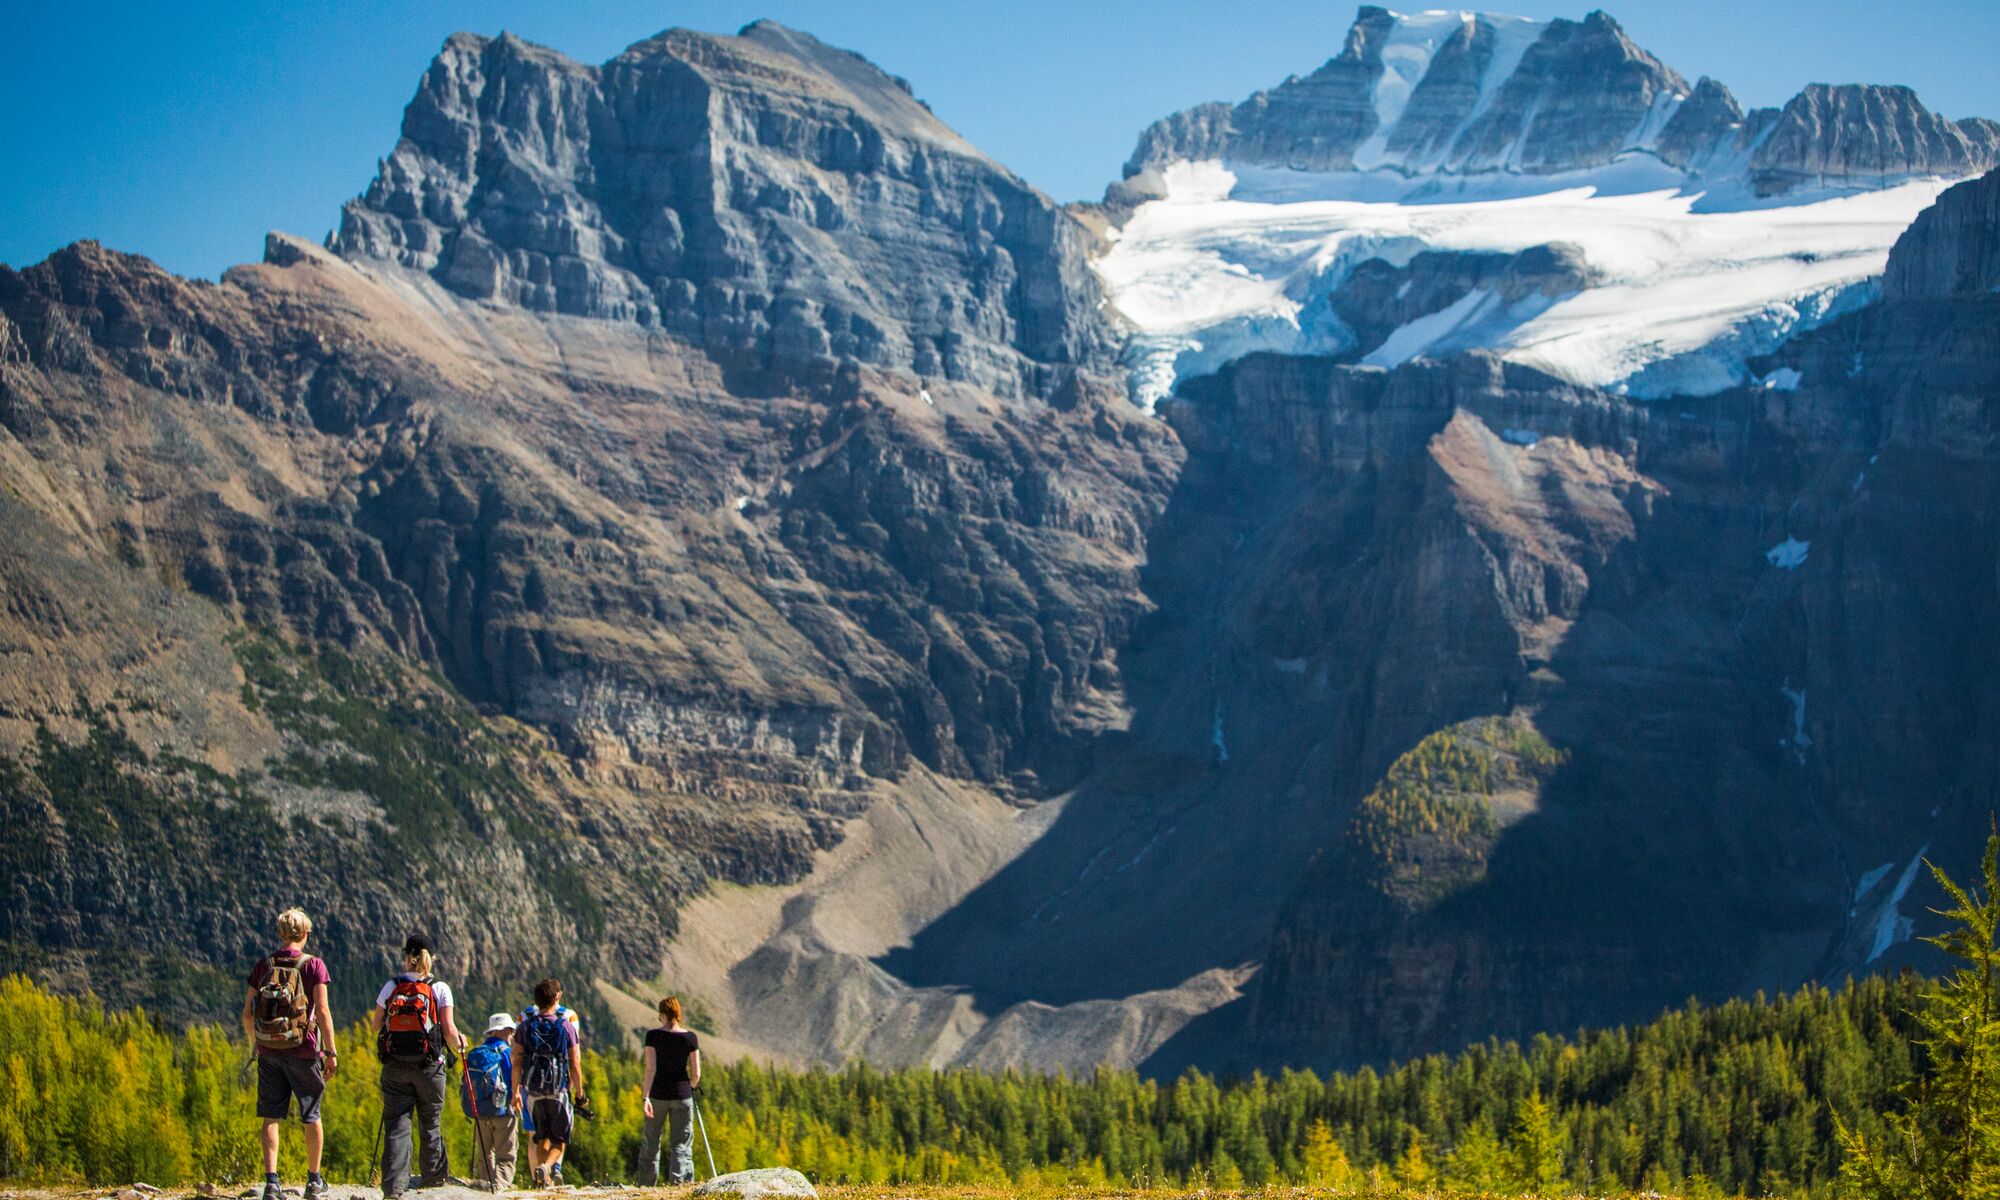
548, 1163, 564, 1188
259, 1182, 281, 1200
302, 1178, 328, 1200
530, 1166, 548, 1190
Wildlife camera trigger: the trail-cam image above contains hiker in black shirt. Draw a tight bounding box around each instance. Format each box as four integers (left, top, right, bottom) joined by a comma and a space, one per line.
636, 996, 702, 1184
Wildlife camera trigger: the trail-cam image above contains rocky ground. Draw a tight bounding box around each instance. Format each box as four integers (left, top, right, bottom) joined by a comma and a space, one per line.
9, 1185, 1706, 1200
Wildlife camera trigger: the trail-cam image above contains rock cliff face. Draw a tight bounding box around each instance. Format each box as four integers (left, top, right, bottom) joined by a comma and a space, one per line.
333, 21, 1115, 399
1884, 167, 2000, 300
1120, 6, 1997, 198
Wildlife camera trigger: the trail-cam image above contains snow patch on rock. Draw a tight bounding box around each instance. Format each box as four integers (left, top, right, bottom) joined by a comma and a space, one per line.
1868, 846, 1931, 963
1779, 683, 1811, 764
1766, 538, 1810, 569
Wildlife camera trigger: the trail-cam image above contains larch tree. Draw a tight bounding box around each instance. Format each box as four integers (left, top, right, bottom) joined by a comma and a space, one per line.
1840, 834, 2000, 1200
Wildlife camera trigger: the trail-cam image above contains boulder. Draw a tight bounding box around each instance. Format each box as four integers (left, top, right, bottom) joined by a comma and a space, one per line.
690, 1168, 816, 1200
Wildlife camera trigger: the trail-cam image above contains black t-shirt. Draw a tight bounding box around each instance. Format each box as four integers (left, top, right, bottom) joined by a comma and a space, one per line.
645, 1028, 699, 1099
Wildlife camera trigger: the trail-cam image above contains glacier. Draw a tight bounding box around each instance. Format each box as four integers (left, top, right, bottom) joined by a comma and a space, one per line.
1096, 161, 1952, 411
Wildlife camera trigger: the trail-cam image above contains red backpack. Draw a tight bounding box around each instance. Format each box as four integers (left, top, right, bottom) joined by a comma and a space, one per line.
377, 975, 441, 1066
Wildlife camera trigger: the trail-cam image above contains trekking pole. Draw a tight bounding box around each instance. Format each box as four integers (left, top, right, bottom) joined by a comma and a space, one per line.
692, 1094, 718, 1179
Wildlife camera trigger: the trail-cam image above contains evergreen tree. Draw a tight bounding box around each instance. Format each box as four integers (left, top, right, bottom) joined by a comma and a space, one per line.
1299, 1117, 1352, 1186
1841, 835, 2000, 1200
1509, 1085, 1568, 1193
1446, 1118, 1510, 1191
1395, 1126, 1433, 1187
1209, 1146, 1244, 1189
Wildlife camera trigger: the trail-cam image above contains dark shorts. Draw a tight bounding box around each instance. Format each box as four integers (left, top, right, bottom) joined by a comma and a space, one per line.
257, 1054, 326, 1123
528, 1096, 572, 1148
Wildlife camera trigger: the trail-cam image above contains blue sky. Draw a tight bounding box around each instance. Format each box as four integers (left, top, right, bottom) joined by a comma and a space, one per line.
6, 1, 1998, 280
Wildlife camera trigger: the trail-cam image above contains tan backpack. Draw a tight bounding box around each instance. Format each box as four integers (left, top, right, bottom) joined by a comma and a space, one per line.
253, 952, 316, 1051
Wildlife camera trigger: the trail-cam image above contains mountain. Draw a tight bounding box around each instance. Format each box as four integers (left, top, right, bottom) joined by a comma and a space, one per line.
333, 21, 1112, 399
1097, 8, 2000, 410
0, 23, 1181, 1047
3, 11, 1998, 1076
1117, 7, 1999, 198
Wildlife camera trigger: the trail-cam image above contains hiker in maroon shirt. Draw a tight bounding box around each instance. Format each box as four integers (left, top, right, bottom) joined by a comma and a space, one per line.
242, 907, 338, 1200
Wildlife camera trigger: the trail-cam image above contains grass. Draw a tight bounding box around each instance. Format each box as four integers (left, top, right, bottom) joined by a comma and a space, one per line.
0, 1185, 1721, 1199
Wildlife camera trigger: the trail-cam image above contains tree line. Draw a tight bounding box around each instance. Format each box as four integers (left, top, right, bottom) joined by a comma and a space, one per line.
0, 971, 1928, 1197
10, 836, 1999, 1199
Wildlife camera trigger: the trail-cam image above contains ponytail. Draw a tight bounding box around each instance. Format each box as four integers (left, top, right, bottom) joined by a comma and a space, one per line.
659, 995, 683, 1026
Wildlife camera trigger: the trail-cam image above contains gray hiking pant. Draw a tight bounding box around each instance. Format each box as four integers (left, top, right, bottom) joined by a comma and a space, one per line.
637, 1098, 695, 1184
470, 1113, 518, 1189
380, 1060, 448, 1192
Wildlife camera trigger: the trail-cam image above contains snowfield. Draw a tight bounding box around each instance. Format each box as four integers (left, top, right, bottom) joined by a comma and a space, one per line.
1095, 161, 1953, 410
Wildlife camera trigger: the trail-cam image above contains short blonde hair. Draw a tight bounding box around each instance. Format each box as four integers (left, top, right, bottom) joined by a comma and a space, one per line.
277, 908, 313, 942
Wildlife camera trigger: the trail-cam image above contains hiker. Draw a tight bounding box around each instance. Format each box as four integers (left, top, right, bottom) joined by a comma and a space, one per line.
637, 996, 702, 1185
461, 1013, 520, 1190
516, 987, 582, 1182
243, 908, 338, 1200
370, 935, 469, 1197
514, 978, 587, 1188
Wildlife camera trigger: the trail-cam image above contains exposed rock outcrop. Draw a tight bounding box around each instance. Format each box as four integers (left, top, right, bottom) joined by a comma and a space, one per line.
333, 22, 1116, 399
1884, 167, 2000, 300
693, 1168, 817, 1200
1322, 244, 1597, 360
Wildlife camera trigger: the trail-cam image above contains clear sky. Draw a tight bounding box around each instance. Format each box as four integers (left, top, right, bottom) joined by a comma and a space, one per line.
6, 0, 1998, 280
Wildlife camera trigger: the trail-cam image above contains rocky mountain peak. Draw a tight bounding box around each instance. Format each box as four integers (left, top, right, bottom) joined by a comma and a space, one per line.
1118, 4, 1995, 200
329, 22, 1114, 398
1120, 5, 1687, 183
1748, 83, 2000, 195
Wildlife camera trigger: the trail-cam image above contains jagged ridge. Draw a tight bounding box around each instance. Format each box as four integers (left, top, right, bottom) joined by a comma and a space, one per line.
1119, 6, 1998, 198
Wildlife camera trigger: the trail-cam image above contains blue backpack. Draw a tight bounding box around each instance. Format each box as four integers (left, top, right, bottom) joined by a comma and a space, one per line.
520, 1011, 569, 1097
460, 1040, 510, 1119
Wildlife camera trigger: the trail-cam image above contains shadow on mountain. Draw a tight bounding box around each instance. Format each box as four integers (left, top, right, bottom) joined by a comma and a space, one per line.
886, 327, 1996, 1071
874, 409, 1350, 1008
